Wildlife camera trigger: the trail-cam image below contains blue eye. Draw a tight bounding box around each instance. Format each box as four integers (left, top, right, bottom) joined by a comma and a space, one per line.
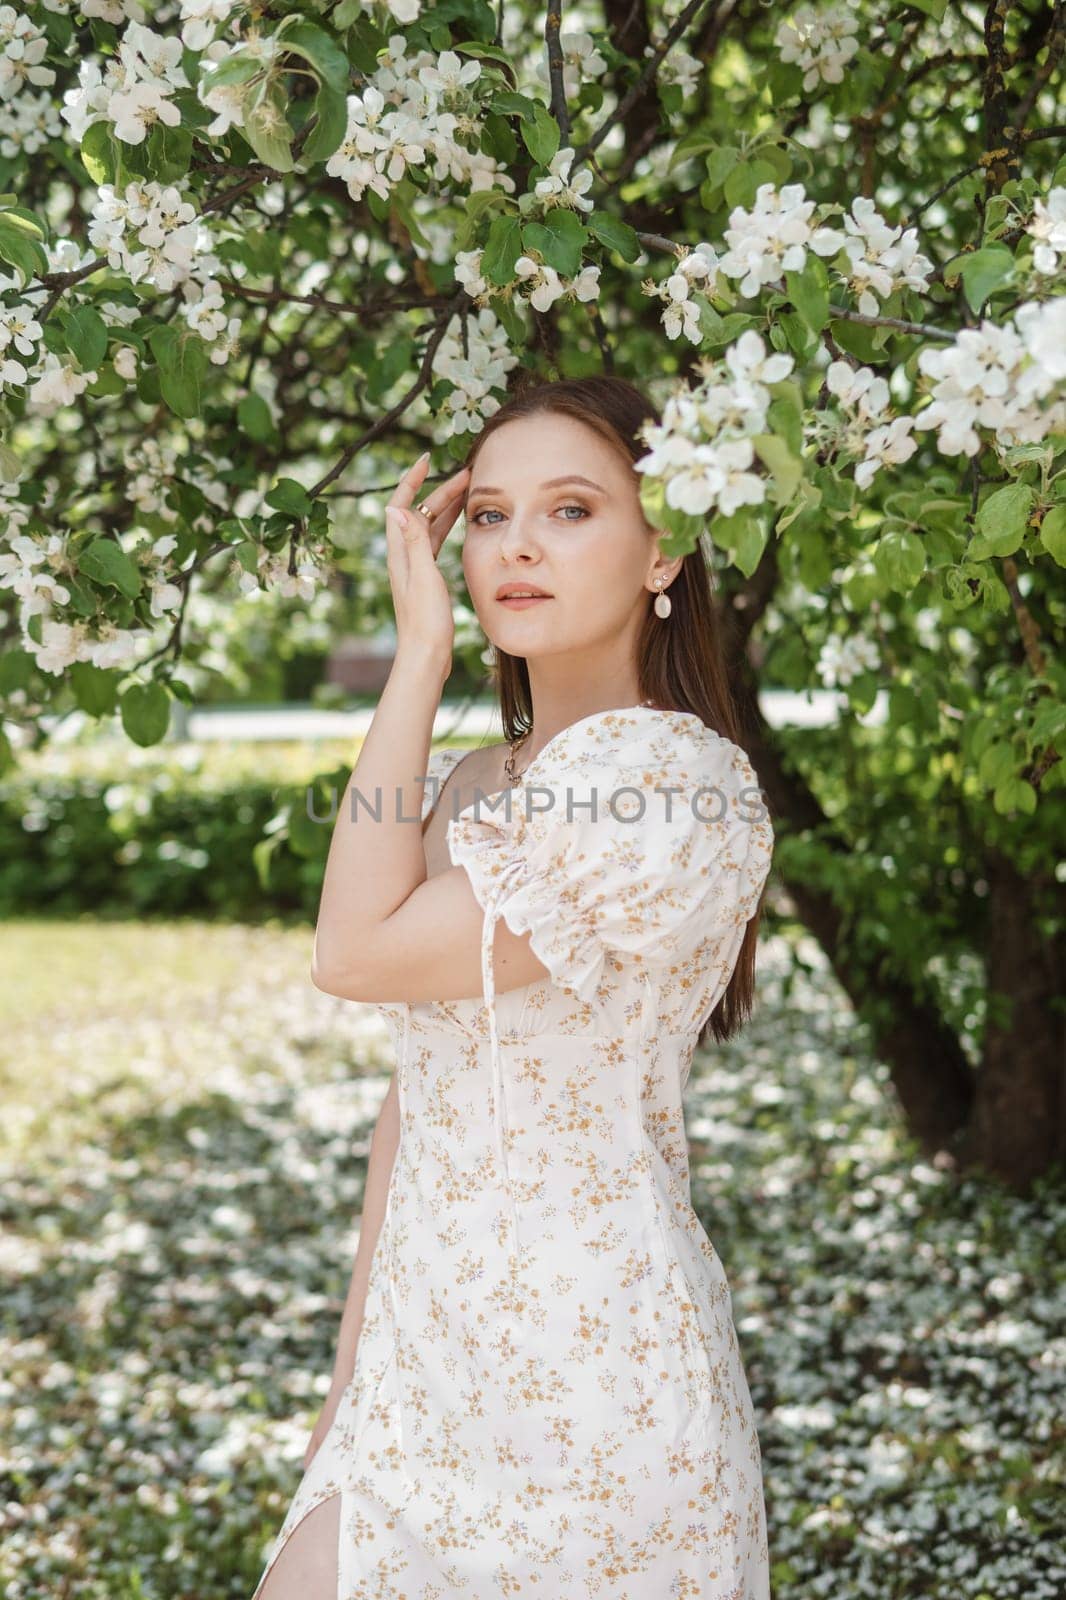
469, 504, 590, 525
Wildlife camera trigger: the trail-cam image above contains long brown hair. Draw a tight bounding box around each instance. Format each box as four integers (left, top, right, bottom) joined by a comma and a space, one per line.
460, 374, 771, 1045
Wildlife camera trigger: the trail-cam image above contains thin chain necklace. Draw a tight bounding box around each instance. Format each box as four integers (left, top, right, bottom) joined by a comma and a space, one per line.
502, 698, 660, 787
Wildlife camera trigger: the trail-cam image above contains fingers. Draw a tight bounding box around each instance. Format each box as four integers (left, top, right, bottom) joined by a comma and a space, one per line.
388, 453, 471, 524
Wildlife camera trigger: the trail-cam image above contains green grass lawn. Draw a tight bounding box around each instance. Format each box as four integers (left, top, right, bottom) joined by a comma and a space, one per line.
0, 919, 1062, 1599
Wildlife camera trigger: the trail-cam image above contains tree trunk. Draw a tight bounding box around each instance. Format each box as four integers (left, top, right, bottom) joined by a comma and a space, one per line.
952, 847, 1066, 1192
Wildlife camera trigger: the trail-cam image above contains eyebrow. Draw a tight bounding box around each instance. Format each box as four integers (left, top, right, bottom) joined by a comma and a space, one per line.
466, 475, 607, 499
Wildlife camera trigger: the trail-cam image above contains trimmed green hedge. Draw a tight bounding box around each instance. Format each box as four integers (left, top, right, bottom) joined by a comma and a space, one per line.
0, 741, 432, 920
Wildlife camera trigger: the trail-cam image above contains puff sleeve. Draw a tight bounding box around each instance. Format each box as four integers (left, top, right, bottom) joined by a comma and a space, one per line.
445, 726, 773, 1003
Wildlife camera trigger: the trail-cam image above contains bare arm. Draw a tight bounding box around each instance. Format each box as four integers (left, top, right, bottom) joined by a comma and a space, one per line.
309, 630, 549, 1004
309, 450, 552, 1007
329, 1073, 400, 1388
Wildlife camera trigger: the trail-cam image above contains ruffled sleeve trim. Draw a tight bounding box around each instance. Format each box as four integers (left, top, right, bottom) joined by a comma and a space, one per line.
446, 802, 608, 1002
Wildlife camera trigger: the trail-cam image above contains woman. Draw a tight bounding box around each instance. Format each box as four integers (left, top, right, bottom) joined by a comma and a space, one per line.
251, 376, 775, 1599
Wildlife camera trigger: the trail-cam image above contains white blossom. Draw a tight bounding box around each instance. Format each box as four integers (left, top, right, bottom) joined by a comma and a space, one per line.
533, 147, 594, 214
719, 182, 846, 298
26, 352, 97, 413
837, 196, 934, 316
775, 2, 860, 92
0, 5, 57, 100
635, 334, 795, 518
179, 0, 233, 54
910, 300, 1066, 457
430, 307, 519, 440
536, 30, 608, 98
818, 632, 879, 687
1026, 187, 1066, 275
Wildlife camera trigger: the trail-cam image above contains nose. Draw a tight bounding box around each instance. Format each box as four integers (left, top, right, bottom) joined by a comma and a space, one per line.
496, 508, 541, 557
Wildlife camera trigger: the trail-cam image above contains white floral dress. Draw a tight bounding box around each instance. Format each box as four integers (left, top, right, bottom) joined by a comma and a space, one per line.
252, 706, 775, 1600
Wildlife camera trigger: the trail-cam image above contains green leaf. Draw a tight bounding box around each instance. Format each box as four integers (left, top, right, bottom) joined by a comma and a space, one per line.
148, 325, 209, 419
252, 832, 283, 889
481, 212, 523, 286
970, 481, 1034, 559
586, 210, 640, 262
0, 439, 22, 482
1038, 503, 1066, 565
200, 52, 263, 91
243, 86, 295, 172
908, 0, 948, 22
750, 434, 803, 506
266, 477, 313, 516
0, 649, 34, 694
238, 391, 276, 442
289, 784, 333, 858
68, 662, 120, 716
450, 39, 518, 74
993, 776, 1036, 816
65, 305, 108, 370
666, 129, 717, 173
873, 529, 925, 592
79, 537, 143, 600
275, 19, 350, 90
723, 158, 777, 210
778, 310, 818, 358
233, 540, 261, 574
141, 122, 193, 185
944, 244, 1016, 314
300, 81, 348, 165
784, 254, 829, 332
0, 217, 48, 285
488, 91, 539, 119
520, 102, 559, 168
521, 211, 586, 278
0, 206, 47, 245
767, 382, 804, 455
707, 506, 761, 556
732, 514, 768, 576
704, 145, 740, 190
978, 741, 1016, 787
80, 122, 115, 186
120, 680, 171, 747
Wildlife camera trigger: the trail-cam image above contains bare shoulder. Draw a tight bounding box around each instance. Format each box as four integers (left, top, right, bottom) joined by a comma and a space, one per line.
423, 740, 508, 869
425, 741, 507, 831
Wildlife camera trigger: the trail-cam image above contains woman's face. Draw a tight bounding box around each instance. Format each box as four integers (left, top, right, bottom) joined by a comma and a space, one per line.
461, 412, 665, 657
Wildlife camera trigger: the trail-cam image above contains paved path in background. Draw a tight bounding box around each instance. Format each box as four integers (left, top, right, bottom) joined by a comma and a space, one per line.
45, 689, 887, 745
175, 688, 885, 741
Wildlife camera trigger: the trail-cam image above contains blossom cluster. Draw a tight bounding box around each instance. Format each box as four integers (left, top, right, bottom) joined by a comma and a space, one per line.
774, 2, 861, 92
88, 181, 208, 294
430, 307, 520, 440
456, 149, 602, 314
817, 632, 880, 688
318, 46, 513, 205
0, 3, 59, 157
533, 29, 607, 98
0, 506, 192, 674
639, 185, 933, 350
60, 19, 191, 146
633, 331, 795, 518
910, 297, 1066, 458
825, 363, 918, 489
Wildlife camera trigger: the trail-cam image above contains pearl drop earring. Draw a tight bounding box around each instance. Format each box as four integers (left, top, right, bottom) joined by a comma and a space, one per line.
653, 575, 672, 618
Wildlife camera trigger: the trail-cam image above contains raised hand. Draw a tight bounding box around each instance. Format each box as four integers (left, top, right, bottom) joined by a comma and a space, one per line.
384, 451, 471, 671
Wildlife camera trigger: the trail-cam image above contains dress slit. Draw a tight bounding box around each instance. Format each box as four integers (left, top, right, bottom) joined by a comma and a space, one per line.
250, 1491, 341, 1600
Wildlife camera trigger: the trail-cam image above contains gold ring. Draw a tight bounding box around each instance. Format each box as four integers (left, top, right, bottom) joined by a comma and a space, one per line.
414, 504, 432, 518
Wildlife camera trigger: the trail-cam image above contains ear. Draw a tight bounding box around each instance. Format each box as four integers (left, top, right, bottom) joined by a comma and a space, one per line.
646, 545, 683, 588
